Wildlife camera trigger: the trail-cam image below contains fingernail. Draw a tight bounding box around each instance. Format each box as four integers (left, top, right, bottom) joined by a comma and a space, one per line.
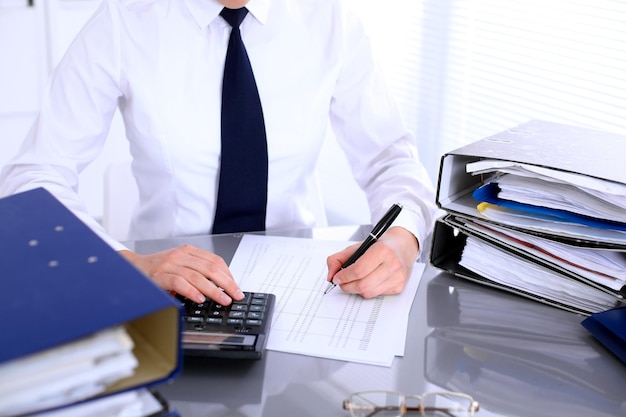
220, 293, 232, 305
196, 294, 206, 303
235, 290, 245, 300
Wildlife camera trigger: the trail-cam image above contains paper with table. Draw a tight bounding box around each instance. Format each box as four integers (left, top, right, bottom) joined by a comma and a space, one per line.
229, 234, 424, 366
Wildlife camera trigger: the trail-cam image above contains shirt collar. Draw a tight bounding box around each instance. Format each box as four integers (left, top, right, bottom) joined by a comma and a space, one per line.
184, 0, 271, 28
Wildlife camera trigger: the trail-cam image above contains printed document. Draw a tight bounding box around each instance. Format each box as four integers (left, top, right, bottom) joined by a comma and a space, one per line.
229, 234, 424, 366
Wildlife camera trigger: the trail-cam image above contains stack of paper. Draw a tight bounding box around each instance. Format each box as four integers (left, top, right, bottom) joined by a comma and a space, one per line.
31, 389, 167, 417
460, 233, 619, 313
468, 160, 626, 237
0, 324, 172, 417
460, 218, 626, 292
0, 326, 136, 416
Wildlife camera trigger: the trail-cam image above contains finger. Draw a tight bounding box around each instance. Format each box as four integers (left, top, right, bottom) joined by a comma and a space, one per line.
192, 274, 243, 305
182, 246, 244, 302
149, 267, 209, 304
185, 270, 235, 305
153, 263, 235, 306
337, 244, 406, 298
326, 242, 365, 282
350, 266, 407, 298
336, 265, 384, 299
332, 243, 382, 286
326, 255, 343, 281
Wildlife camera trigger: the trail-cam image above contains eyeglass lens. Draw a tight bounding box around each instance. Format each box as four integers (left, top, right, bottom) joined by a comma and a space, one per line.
420, 392, 475, 417
346, 391, 404, 417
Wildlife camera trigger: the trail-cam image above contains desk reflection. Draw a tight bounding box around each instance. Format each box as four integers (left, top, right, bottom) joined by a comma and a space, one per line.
425, 274, 626, 417
127, 227, 626, 417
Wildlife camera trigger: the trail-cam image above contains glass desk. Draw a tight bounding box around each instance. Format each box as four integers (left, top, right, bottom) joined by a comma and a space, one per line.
126, 226, 626, 417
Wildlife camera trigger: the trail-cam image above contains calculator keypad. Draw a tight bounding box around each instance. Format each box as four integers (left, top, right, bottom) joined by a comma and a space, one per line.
183, 292, 270, 330
178, 291, 275, 359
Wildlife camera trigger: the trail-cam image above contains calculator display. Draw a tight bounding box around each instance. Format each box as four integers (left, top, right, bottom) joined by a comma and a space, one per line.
183, 332, 256, 347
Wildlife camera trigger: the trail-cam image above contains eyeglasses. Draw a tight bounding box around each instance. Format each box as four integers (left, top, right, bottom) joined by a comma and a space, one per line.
343, 390, 480, 417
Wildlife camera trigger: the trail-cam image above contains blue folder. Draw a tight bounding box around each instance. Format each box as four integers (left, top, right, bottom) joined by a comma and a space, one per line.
581, 307, 626, 364
473, 181, 626, 232
0, 188, 182, 415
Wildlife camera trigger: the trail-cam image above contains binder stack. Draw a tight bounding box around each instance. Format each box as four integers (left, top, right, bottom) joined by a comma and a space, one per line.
430, 120, 626, 316
0, 188, 182, 416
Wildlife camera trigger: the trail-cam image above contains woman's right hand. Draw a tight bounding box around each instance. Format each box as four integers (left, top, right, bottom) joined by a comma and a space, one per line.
119, 245, 244, 305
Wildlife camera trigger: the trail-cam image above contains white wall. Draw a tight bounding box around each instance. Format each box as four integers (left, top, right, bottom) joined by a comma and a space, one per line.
0, 0, 131, 221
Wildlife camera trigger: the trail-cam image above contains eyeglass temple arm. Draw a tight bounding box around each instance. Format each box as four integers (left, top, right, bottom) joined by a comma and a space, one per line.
410, 404, 480, 416
343, 404, 403, 417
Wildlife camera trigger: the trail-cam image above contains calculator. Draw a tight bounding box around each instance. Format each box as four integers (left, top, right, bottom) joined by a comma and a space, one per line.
177, 291, 276, 359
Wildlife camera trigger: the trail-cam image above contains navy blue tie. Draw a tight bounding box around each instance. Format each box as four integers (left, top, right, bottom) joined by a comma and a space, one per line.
213, 7, 268, 234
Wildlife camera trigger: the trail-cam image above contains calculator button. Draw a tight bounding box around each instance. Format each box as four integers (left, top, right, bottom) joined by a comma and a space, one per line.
229, 311, 246, 319
249, 305, 265, 312
235, 293, 251, 304
186, 316, 203, 323
246, 319, 262, 326
248, 311, 263, 319
227, 318, 244, 325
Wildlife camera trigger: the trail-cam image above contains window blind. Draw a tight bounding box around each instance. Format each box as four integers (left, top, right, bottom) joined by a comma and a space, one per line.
351, 0, 626, 181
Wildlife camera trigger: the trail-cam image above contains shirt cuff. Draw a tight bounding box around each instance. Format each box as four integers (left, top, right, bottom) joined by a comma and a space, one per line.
390, 206, 435, 259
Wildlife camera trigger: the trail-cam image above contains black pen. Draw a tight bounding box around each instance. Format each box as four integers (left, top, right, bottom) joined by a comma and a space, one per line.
323, 203, 403, 295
